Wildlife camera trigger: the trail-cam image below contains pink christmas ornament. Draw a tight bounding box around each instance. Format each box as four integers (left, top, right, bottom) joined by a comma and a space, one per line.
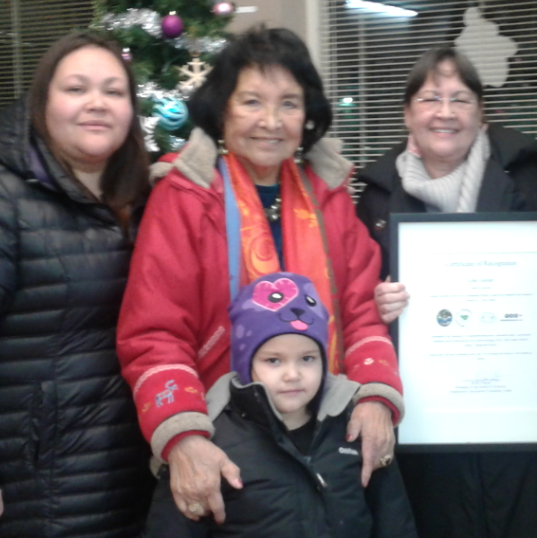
161, 12, 183, 39
212, 2, 235, 17
121, 48, 132, 62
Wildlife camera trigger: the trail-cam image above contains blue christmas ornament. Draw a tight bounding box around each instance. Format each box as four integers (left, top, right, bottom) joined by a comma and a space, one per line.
153, 97, 188, 131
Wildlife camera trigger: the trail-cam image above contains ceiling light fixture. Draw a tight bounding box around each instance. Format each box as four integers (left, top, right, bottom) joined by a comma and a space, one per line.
235, 6, 258, 14
346, 1, 417, 18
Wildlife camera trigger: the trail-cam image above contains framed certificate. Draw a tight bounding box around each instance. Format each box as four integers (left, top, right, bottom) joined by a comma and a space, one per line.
390, 212, 537, 451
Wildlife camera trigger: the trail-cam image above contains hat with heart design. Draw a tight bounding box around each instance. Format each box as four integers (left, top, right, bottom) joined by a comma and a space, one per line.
229, 272, 329, 385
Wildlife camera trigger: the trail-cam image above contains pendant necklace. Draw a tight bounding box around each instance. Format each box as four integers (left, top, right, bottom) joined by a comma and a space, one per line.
264, 195, 282, 222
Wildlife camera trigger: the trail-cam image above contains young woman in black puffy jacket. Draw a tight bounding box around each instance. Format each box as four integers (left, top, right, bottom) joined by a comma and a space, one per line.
0, 32, 152, 538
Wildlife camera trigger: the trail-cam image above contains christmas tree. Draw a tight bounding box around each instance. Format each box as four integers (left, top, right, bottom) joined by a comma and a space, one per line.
92, 0, 234, 156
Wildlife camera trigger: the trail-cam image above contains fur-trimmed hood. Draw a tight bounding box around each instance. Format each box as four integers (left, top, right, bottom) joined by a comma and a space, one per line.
207, 372, 361, 422
207, 371, 361, 424
150, 127, 354, 190
208, 371, 404, 426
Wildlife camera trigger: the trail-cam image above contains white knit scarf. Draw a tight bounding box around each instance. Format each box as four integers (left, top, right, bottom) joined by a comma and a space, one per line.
396, 129, 490, 213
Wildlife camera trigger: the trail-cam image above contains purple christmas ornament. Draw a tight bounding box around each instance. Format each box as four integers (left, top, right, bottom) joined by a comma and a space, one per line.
161, 12, 183, 39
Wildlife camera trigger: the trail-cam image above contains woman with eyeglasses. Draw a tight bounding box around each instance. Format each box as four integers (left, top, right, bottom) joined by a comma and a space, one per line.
357, 47, 537, 538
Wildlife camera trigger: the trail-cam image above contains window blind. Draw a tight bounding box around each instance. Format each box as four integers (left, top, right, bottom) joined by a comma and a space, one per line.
318, 0, 537, 196
0, 0, 94, 109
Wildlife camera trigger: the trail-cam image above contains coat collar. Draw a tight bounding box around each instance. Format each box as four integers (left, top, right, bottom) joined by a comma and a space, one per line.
360, 123, 537, 199
366, 157, 521, 214
358, 140, 406, 195
487, 123, 537, 170
474, 158, 520, 211
206, 372, 360, 424
150, 128, 354, 190
360, 124, 537, 213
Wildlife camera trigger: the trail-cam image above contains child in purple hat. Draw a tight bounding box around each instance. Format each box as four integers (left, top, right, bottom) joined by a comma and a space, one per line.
145, 272, 416, 538
229, 271, 329, 430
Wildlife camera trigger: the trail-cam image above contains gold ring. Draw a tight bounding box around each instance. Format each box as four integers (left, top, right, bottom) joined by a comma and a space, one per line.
380, 454, 393, 467
188, 502, 204, 516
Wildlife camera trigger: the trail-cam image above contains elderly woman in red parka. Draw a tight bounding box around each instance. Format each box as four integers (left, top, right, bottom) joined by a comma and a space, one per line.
117, 26, 404, 525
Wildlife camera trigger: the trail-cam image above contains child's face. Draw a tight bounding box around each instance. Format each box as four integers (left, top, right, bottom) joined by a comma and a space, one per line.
251, 334, 323, 430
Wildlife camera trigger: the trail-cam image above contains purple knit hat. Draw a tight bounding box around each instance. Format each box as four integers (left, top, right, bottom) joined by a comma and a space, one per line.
229, 272, 329, 384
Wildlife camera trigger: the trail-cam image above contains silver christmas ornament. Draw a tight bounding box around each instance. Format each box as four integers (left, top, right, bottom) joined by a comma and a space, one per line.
101, 8, 162, 38
139, 116, 160, 152
169, 136, 186, 152
170, 34, 227, 54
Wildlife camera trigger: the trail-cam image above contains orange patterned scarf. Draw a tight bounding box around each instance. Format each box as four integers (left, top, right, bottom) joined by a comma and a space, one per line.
223, 152, 342, 373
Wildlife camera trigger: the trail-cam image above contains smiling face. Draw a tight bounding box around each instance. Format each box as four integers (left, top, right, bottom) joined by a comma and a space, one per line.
404, 60, 483, 178
45, 45, 133, 174
223, 65, 305, 185
251, 333, 323, 430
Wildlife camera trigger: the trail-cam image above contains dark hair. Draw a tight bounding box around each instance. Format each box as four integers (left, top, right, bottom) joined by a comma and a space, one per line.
29, 31, 149, 224
189, 26, 332, 153
404, 47, 484, 106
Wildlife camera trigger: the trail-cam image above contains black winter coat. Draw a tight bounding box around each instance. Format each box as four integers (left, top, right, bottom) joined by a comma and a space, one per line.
356, 124, 537, 538
0, 101, 152, 538
145, 373, 417, 538
357, 123, 537, 279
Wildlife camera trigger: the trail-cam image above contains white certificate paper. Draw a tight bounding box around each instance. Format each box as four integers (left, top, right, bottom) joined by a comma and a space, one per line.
392, 214, 537, 448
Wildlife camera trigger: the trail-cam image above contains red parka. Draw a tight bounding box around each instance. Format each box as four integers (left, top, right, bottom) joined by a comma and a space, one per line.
117, 129, 403, 460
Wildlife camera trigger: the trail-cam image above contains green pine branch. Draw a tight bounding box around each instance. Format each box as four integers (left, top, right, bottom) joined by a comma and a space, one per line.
92, 0, 233, 156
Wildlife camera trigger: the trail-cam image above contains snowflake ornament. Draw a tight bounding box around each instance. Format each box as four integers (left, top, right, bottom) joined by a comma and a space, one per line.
455, 7, 518, 88
176, 57, 212, 91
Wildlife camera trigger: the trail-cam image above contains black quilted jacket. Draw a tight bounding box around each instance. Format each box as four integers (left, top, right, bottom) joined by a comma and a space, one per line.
146, 374, 417, 538
0, 100, 152, 538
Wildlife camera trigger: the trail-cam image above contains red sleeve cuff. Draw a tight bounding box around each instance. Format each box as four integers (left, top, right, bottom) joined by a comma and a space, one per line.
161, 430, 211, 462
357, 395, 400, 426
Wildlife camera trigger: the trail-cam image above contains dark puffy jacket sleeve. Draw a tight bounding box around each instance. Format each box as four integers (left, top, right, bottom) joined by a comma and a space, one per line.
0, 174, 18, 315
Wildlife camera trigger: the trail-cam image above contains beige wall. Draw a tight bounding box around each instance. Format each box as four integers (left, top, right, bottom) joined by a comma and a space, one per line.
227, 0, 308, 43
227, 0, 321, 67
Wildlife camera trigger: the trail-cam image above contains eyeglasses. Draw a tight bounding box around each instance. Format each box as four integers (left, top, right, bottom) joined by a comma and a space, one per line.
412, 95, 477, 111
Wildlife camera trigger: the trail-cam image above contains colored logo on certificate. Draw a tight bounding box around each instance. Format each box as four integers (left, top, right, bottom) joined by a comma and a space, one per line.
456, 309, 472, 327
437, 309, 452, 327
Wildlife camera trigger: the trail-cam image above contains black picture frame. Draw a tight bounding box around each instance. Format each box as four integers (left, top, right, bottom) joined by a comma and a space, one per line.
390, 212, 537, 452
